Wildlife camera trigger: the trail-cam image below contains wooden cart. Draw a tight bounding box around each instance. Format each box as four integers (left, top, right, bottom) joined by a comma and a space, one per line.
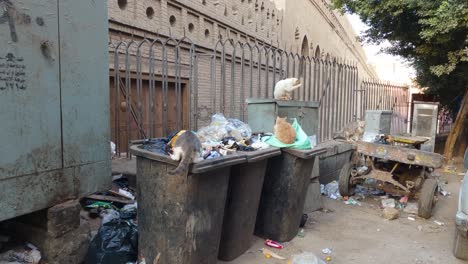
339, 137, 444, 218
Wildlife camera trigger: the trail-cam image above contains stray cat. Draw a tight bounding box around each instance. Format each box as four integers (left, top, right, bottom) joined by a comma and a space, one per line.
274, 78, 302, 100
274, 116, 296, 144
333, 120, 366, 142
168, 130, 203, 176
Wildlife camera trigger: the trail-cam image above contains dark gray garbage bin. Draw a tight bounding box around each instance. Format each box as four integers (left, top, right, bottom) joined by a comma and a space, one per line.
255, 147, 327, 242
218, 147, 281, 261
130, 145, 246, 264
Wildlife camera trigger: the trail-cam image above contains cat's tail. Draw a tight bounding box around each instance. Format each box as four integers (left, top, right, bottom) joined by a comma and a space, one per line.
169, 154, 192, 176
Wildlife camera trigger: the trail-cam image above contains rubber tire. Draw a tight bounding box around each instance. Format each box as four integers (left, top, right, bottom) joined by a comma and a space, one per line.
418, 179, 438, 219
339, 162, 354, 197
453, 227, 468, 260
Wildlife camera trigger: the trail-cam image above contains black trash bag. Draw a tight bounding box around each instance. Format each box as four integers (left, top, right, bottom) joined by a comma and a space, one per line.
84, 219, 138, 264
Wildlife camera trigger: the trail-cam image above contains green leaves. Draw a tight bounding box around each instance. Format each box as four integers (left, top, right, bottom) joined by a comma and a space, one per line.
331, 0, 468, 111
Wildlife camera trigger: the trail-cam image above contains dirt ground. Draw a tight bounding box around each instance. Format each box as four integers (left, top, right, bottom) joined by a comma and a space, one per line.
219, 167, 467, 264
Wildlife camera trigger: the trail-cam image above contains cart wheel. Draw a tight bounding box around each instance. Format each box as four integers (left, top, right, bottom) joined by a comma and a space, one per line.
418, 179, 438, 219
339, 162, 355, 196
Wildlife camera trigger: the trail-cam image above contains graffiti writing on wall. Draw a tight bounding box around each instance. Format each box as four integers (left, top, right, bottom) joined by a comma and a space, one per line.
0, 53, 26, 91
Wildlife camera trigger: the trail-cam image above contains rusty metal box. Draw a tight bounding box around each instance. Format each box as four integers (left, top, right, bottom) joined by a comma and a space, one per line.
0, 0, 110, 221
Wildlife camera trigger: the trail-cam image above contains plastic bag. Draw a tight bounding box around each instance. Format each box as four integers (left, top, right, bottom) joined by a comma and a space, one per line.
197, 113, 252, 143
262, 119, 311, 149
226, 118, 252, 140
291, 252, 326, 264
324, 181, 341, 200
84, 219, 138, 264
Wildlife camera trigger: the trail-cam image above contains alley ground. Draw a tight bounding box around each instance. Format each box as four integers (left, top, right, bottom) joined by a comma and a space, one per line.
219, 165, 466, 264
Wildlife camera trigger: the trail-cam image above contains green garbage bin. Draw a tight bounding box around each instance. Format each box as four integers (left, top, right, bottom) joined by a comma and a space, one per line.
131, 145, 246, 264
255, 147, 326, 242
218, 147, 281, 261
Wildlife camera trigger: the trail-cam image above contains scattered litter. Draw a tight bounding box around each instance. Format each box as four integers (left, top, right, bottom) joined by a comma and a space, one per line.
408, 216, 416, 221
118, 189, 135, 200
444, 165, 456, 173
399, 196, 409, 204
0, 243, 41, 264
382, 207, 400, 220
438, 185, 451, 196
381, 198, 396, 208
325, 256, 332, 262
418, 225, 423, 232
344, 197, 361, 206
261, 248, 285, 260
321, 248, 332, 254
297, 229, 306, 238
291, 252, 326, 264
265, 239, 284, 249
433, 220, 445, 226
323, 181, 341, 200
403, 202, 419, 215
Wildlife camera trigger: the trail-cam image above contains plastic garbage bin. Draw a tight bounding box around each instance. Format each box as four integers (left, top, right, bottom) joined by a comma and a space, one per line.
130, 145, 246, 264
218, 147, 281, 261
255, 147, 327, 242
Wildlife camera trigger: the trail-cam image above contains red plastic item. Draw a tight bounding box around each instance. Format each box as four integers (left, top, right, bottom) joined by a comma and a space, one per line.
265, 239, 284, 249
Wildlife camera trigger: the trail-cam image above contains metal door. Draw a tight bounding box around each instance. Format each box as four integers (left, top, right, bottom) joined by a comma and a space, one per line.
412, 101, 438, 152
0, 0, 62, 178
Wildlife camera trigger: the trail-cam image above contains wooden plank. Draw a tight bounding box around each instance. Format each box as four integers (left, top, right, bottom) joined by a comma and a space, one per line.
86, 194, 135, 205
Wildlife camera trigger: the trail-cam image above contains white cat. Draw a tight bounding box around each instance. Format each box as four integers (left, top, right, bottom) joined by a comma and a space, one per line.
274, 78, 302, 100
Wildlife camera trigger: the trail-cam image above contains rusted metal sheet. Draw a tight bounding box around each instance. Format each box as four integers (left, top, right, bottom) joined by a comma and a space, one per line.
356, 141, 443, 168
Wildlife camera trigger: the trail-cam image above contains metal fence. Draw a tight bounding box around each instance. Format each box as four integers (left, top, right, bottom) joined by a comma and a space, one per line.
360, 80, 410, 135
109, 36, 409, 156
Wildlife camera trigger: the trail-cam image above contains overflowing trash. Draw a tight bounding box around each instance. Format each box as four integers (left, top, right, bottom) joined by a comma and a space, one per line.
0, 243, 41, 264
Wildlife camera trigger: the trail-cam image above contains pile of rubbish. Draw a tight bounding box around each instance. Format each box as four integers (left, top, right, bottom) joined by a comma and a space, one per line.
0, 243, 41, 264
82, 175, 138, 264
84, 206, 138, 264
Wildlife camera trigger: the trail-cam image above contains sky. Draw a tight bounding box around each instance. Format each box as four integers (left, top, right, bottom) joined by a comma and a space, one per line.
346, 14, 416, 85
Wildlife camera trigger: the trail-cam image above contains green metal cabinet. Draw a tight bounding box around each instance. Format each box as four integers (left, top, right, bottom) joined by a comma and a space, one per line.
0, 0, 110, 221
246, 99, 319, 136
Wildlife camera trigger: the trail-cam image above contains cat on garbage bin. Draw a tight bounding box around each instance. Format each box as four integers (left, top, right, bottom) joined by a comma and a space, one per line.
168, 130, 203, 176
274, 116, 296, 144
274, 78, 302, 100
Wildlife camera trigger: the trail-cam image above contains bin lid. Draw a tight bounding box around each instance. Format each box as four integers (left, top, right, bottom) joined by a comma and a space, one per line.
241, 147, 281, 163
130, 145, 246, 174
282, 146, 328, 160
246, 98, 319, 108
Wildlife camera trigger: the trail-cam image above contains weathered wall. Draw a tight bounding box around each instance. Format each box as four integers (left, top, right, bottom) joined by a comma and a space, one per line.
274, 0, 376, 79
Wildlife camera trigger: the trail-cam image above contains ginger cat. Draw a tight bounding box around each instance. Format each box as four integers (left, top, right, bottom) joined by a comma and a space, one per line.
274, 117, 296, 144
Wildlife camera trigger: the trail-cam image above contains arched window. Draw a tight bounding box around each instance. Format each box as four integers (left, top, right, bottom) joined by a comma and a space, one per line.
315, 45, 321, 58
299, 35, 309, 78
